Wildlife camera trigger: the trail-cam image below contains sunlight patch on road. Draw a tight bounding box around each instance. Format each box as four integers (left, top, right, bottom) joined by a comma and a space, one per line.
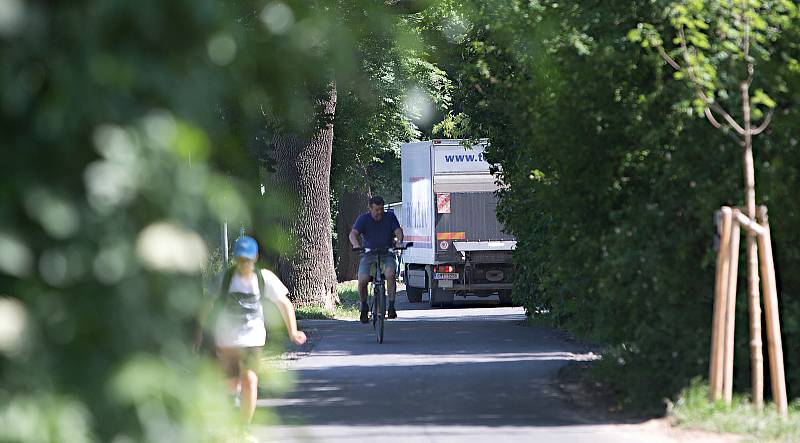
396, 306, 527, 322
257, 422, 725, 443
294, 351, 599, 370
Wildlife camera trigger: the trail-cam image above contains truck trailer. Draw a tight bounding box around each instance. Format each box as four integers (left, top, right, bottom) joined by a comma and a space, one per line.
401, 139, 516, 306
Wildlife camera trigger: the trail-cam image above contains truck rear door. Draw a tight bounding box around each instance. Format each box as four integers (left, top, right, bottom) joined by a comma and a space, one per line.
431, 142, 514, 262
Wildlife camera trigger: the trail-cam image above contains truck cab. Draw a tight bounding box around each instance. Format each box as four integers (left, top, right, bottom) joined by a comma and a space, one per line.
400, 139, 516, 306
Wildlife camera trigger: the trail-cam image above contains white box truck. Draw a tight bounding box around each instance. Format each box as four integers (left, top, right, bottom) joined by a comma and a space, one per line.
401, 139, 516, 306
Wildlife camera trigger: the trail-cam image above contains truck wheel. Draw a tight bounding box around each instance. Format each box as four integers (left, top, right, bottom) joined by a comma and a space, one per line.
499, 291, 514, 306
406, 286, 424, 303
429, 287, 453, 308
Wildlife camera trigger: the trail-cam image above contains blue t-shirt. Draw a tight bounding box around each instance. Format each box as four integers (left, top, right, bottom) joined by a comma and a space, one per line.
353, 211, 401, 249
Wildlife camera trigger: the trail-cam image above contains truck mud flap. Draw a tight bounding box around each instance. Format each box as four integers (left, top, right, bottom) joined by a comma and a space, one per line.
429, 286, 454, 308
406, 269, 428, 289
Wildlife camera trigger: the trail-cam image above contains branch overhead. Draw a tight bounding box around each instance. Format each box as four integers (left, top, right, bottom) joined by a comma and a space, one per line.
676, 27, 746, 136
752, 109, 774, 135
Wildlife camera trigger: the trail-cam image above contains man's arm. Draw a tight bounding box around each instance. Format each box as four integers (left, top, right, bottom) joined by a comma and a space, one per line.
390, 211, 403, 247
349, 229, 362, 249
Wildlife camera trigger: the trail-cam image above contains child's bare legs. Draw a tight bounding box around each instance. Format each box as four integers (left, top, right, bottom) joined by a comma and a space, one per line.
239, 368, 258, 423
217, 347, 260, 424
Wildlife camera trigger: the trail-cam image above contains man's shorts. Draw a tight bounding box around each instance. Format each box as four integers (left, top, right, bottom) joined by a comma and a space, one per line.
358, 253, 397, 278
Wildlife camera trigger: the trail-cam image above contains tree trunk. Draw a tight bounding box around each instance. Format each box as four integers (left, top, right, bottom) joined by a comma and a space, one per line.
268, 86, 338, 309
741, 80, 764, 410
335, 189, 370, 281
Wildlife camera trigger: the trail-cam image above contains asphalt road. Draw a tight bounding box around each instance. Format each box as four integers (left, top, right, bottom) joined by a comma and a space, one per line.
254, 294, 734, 443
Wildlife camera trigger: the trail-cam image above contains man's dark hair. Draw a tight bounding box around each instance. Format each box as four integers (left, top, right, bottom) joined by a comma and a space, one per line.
369, 195, 385, 206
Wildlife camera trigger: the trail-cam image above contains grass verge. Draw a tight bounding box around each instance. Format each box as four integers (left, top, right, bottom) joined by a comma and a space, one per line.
669, 378, 800, 442
296, 280, 361, 320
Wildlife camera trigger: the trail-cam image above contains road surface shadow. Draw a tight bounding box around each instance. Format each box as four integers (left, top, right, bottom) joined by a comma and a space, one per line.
293, 318, 586, 358
266, 357, 651, 428
268, 308, 650, 429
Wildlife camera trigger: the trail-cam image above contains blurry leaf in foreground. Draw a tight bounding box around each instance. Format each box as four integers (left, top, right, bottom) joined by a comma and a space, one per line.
136, 222, 208, 274
0, 296, 27, 354
0, 394, 94, 443
0, 233, 33, 278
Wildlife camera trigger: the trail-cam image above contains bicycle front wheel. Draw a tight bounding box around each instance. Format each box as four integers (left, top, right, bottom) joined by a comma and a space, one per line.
376, 285, 385, 344
370, 298, 377, 330
377, 314, 384, 343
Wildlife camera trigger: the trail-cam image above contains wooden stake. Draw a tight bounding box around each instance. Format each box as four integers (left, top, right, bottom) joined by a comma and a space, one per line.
710, 207, 733, 401
757, 207, 788, 417
723, 215, 741, 405
734, 211, 767, 236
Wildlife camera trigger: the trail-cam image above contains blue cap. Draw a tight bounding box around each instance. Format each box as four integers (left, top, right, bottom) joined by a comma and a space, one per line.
233, 235, 259, 260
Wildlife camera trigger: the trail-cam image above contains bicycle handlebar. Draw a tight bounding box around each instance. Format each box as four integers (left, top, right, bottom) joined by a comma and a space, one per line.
352, 242, 414, 253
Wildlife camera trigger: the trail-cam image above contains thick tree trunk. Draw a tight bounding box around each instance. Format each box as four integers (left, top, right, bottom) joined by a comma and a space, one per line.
268, 86, 338, 309
335, 189, 370, 281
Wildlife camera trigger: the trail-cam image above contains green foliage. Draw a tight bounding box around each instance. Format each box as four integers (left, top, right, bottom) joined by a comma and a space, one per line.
629, 0, 798, 118
445, 0, 800, 409
335, 280, 362, 305
669, 378, 800, 441
328, 11, 453, 275
330, 13, 453, 199
295, 280, 361, 320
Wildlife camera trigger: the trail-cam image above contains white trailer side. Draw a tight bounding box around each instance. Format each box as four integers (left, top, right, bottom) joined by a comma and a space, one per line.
401, 141, 436, 265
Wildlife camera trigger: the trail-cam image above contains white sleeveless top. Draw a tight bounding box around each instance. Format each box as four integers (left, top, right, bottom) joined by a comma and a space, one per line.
214, 269, 288, 348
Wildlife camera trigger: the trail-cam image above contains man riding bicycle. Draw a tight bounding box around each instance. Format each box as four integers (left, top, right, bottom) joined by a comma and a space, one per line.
349, 195, 404, 323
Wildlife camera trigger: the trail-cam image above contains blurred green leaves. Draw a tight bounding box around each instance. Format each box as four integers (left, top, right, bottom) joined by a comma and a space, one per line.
110, 356, 237, 443
0, 394, 94, 443
0, 0, 431, 441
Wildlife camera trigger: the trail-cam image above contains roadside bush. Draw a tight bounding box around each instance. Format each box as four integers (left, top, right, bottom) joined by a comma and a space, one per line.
449, 1, 800, 408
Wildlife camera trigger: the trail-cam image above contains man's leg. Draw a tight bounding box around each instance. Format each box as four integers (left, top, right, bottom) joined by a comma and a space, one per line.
357, 255, 372, 323
357, 274, 370, 303
385, 269, 397, 302
385, 256, 398, 319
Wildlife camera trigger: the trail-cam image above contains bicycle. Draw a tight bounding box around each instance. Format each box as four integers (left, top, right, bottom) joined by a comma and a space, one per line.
353, 243, 413, 343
